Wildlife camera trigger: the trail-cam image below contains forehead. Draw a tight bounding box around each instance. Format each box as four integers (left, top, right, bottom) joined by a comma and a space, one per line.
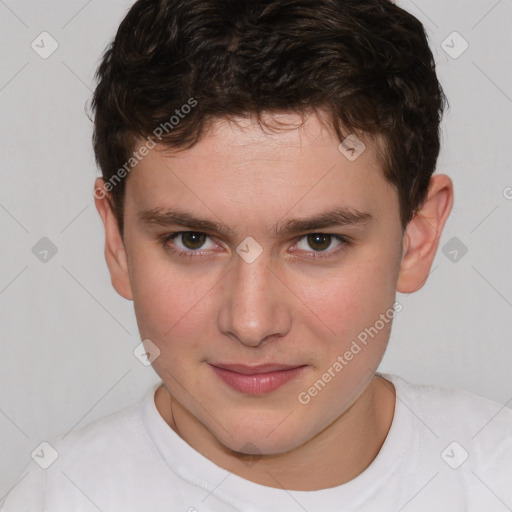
125, 113, 397, 225
152, 112, 379, 171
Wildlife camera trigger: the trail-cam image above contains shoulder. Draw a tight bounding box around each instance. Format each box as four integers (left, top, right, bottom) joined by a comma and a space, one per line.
47, 399, 148, 471
380, 374, 512, 512
383, 373, 512, 503
384, 373, 512, 438
1, 391, 162, 511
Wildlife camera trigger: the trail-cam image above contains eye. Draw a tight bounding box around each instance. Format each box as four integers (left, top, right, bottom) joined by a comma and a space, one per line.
294, 233, 347, 256
160, 231, 217, 254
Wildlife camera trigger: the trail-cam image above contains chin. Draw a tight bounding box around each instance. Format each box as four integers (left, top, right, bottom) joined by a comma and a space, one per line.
211, 417, 309, 456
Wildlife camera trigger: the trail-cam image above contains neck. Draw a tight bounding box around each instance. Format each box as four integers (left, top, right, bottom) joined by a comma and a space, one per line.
156, 375, 396, 490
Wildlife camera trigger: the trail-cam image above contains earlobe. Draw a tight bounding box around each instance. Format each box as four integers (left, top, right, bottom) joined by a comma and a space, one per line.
397, 174, 454, 293
93, 178, 134, 301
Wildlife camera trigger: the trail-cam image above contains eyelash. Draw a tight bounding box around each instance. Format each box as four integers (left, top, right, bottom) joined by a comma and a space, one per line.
158, 231, 351, 260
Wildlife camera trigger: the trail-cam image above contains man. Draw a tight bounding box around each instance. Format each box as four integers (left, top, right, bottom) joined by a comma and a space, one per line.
2, 1, 510, 510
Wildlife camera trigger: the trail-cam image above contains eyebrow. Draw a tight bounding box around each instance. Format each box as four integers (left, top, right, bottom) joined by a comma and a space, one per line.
138, 206, 374, 237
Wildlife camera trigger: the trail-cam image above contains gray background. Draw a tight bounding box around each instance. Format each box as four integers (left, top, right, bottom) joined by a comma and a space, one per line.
1, 0, 511, 496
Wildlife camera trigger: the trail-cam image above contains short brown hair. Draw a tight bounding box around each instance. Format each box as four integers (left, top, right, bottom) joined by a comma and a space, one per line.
91, 0, 447, 236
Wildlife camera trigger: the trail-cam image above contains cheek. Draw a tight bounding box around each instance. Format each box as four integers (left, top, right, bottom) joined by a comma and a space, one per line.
129, 248, 212, 346
289, 244, 401, 399
131, 266, 214, 386
300, 255, 397, 339
294, 258, 398, 420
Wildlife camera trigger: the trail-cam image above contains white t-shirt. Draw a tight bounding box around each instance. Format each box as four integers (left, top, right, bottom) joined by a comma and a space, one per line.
2, 373, 511, 512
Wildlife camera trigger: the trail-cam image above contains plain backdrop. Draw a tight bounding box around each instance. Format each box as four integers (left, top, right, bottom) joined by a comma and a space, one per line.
1, 0, 511, 496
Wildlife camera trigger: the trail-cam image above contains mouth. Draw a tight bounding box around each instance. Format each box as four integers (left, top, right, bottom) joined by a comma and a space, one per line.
208, 362, 308, 395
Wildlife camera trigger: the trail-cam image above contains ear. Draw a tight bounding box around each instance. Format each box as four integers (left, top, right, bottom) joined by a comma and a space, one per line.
397, 174, 454, 293
93, 178, 133, 301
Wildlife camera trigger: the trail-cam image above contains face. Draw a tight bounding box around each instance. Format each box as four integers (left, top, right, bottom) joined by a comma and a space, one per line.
112, 112, 405, 455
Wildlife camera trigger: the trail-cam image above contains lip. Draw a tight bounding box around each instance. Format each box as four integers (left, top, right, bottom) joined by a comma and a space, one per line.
208, 363, 307, 395
210, 363, 304, 375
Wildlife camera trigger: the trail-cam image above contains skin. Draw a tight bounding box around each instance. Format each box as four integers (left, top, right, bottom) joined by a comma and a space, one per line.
94, 111, 453, 491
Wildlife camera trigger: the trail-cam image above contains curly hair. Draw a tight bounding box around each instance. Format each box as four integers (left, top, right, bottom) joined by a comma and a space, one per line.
91, 0, 447, 236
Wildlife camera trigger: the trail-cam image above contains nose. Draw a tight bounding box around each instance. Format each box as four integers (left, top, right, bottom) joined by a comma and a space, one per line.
217, 251, 292, 348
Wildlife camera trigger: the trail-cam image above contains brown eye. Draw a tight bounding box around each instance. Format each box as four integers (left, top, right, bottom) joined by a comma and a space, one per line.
306, 234, 333, 251
160, 231, 218, 256
293, 233, 348, 258
181, 232, 207, 250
